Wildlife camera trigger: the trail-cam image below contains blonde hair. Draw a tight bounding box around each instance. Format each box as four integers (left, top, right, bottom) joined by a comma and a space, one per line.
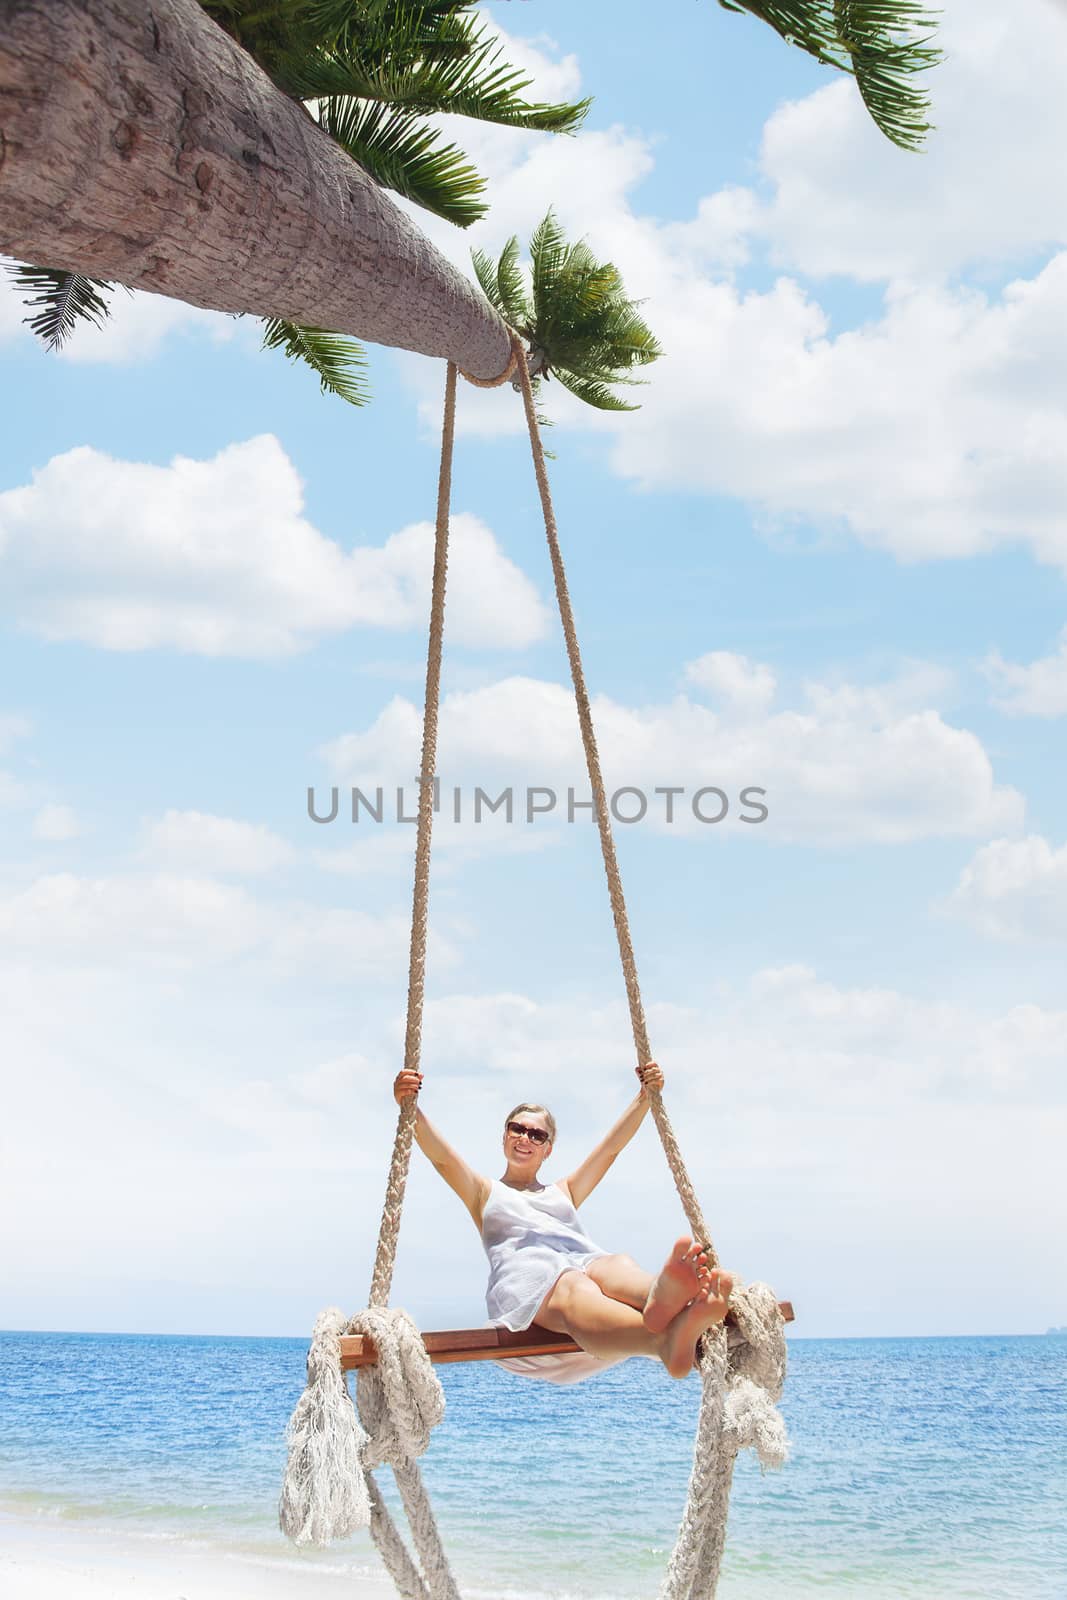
504, 1102, 556, 1143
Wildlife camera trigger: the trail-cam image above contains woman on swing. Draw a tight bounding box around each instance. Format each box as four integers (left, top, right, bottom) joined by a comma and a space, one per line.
393, 1061, 734, 1383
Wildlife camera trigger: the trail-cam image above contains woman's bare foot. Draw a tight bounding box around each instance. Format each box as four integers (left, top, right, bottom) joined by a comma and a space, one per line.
661, 1269, 735, 1378
643, 1237, 712, 1333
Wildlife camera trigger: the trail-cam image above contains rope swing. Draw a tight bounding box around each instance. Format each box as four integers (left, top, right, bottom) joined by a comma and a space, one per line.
280, 340, 789, 1600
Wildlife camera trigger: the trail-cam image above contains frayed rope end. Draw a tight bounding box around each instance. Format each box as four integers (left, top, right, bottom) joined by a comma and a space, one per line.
278, 1307, 372, 1546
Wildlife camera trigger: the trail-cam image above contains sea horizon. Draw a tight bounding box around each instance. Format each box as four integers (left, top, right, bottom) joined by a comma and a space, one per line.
5, 1321, 1063, 1341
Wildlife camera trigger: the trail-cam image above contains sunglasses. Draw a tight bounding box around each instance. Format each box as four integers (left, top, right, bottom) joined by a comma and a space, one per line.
506, 1120, 550, 1145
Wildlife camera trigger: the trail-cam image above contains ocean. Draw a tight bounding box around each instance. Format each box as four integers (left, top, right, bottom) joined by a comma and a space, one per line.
0, 1330, 1064, 1599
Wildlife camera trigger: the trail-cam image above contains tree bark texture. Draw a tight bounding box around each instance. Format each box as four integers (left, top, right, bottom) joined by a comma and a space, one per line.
0, 0, 513, 379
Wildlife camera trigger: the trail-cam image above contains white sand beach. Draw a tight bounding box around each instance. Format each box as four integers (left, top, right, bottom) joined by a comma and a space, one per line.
0, 1515, 396, 1600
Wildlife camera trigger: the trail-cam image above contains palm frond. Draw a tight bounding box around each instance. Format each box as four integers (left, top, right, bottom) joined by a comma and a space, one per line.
261, 316, 371, 404
338, 4, 589, 132
470, 246, 503, 312
470, 245, 507, 321
367, 18, 589, 133
474, 211, 662, 416
5, 264, 117, 350
717, 0, 940, 150
207, 0, 588, 135
471, 235, 530, 327
494, 235, 530, 328
835, 1, 941, 151
552, 370, 641, 412
315, 96, 485, 223
528, 209, 570, 328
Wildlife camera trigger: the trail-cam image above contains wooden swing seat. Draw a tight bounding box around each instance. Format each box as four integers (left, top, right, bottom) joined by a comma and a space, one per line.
340, 1301, 794, 1369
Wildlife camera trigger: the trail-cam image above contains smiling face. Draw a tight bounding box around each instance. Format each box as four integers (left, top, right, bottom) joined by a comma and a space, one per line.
502, 1102, 555, 1181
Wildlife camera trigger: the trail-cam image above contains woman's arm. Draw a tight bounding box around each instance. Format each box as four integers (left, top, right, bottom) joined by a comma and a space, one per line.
393, 1070, 491, 1227
560, 1062, 664, 1208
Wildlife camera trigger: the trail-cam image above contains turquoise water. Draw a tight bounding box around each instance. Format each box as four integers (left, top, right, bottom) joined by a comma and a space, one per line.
0, 1330, 1064, 1598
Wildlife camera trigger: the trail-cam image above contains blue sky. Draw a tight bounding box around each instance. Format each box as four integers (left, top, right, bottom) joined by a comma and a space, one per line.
1, 0, 1064, 1341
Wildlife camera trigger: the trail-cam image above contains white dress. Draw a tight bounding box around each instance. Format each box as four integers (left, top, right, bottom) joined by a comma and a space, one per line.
481, 1177, 628, 1385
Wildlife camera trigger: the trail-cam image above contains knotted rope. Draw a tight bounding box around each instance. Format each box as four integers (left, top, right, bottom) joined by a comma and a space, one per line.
281, 361, 462, 1599
511, 339, 789, 1598
281, 338, 788, 1600
279, 1305, 458, 1600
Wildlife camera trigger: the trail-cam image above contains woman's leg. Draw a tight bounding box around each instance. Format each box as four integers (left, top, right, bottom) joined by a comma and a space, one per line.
584, 1252, 653, 1311
535, 1270, 662, 1362
535, 1267, 734, 1379
587, 1239, 712, 1331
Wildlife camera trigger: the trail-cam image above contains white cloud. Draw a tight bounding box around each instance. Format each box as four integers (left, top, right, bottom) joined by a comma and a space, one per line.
194, 1050, 399, 1160
984, 627, 1067, 717
31, 803, 81, 841
421, 969, 1067, 1111
942, 836, 1067, 940
141, 810, 296, 875
685, 652, 776, 716
596, 252, 1067, 574
661, 187, 762, 276
0, 870, 428, 977
800, 661, 956, 720
321, 657, 1022, 844
0, 437, 548, 655
756, 0, 1067, 283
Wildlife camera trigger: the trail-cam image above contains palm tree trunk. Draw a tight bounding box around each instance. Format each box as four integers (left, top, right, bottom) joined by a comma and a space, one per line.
0, 0, 513, 380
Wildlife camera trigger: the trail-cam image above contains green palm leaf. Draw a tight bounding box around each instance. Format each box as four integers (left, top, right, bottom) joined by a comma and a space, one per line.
261, 316, 371, 404
552, 370, 641, 413
203, 1, 588, 134
836, 1, 941, 151
493, 235, 530, 328
471, 236, 530, 328
4, 264, 118, 350
717, 0, 940, 151
472, 211, 662, 418
528, 210, 570, 331
315, 96, 485, 223
359, 18, 589, 133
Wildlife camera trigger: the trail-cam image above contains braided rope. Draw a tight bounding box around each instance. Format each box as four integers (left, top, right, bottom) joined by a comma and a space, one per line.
368, 358, 457, 1311
510, 342, 718, 1265
359, 362, 462, 1598
510, 342, 788, 1599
